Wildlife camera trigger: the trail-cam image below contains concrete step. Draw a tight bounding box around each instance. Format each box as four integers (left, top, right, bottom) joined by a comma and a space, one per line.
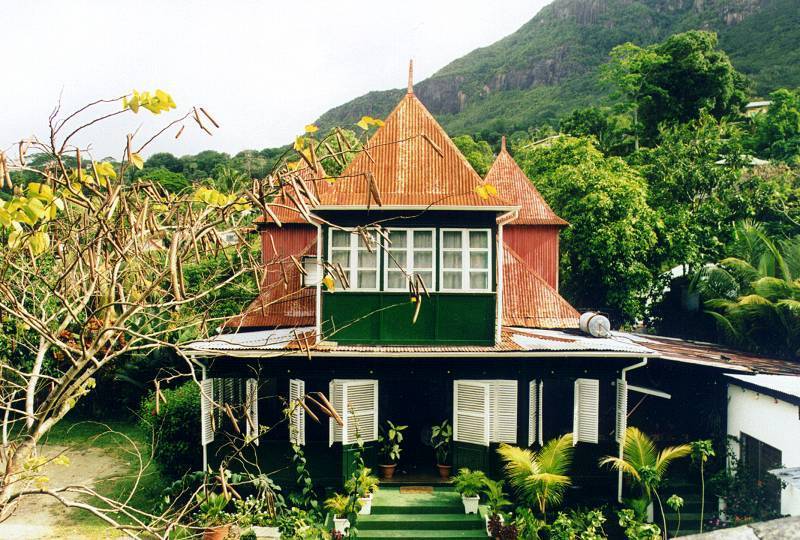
357, 530, 488, 539
359, 513, 483, 531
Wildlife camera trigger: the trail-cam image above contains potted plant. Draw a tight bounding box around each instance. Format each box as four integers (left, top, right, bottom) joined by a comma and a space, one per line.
345, 467, 380, 515
195, 491, 233, 540
378, 421, 407, 479
324, 493, 357, 534
482, 478, 511, 535
453, 468, 487, 514
430, 420, 453, 479
234, 495, 280, 539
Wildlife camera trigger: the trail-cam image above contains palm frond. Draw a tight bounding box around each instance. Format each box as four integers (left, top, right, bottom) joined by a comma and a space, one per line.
751, 276, 794, 302
598, 456, 641, 480
655, 444, 691, 476
622, 427, 657, 472
537, 433, 574, 476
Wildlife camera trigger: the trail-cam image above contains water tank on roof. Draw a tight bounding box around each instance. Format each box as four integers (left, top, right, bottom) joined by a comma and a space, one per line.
580, 312, 611, 338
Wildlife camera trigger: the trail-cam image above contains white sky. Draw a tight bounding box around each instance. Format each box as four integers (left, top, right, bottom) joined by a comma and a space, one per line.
1, 0, 549, 160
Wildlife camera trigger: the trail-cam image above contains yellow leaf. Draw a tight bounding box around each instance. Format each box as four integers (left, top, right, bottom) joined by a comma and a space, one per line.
322, 275, 335, 291
356, 117, 370, 130
130, 153, 144, 170
30, 231, 50, 255
474, 185, 489, 200
485, 183, 498, 197
304, 124, 319, 133
294, 136, 306, 152
373, 119, 385, 127
34, 476, 50, 490
53, 455, 70, 467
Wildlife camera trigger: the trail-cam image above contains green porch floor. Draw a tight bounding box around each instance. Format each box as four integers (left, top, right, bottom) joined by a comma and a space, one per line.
357, 487, 486, 539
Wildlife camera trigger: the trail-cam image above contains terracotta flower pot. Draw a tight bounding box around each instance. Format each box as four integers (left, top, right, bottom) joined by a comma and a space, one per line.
379, 463, 397, 479
203, 524, 231, 540
436, 464, 452, 479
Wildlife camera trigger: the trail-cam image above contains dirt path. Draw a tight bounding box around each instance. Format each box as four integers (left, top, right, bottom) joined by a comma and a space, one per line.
0, 445, 129, 540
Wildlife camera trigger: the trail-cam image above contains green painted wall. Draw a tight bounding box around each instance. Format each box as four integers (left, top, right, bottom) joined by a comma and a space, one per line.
322, 292, 495, 345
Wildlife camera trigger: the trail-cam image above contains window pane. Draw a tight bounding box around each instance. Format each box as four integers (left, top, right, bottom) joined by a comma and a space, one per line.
469, 271, 488, 290
413, 230, 432, 248
442, 231, 462, 249
443, 271, 462, 289
469, 231, 488, 249
358, 232, 378, 249
387, 271, 406, 289
413, 251, 432, 269
358, 271, 377, 289
470, 252, 489, 270
358, 250, 377, 269
416, 271, 433, 288
331, 230, 350, 248
388, 250, 407, 269
330, 250, 350, 267
388, 230, 407, 248
442, 251, 462, 269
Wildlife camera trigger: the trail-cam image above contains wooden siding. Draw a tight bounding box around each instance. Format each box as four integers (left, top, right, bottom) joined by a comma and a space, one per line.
505, 225, 560, 290
322, 292, 496, 345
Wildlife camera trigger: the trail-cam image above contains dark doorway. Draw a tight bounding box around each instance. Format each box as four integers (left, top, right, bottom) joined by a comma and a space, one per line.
740, 432, 783, 515
380, 373, 450, 478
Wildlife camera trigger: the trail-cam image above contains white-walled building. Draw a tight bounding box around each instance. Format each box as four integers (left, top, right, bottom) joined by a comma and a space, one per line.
726, 374, 800, 516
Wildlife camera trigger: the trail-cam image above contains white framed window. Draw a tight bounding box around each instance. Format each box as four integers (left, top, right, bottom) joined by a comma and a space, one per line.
439, 229, 492, 292
383, 228, 436, 291
453, 379, 517, 446
329, 379, 379, 446
328, 228, 380, 291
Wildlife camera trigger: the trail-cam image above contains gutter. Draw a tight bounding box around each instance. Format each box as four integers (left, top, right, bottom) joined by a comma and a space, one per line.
495, 209, 519, 343
185, 349, 658, 359
618, 357, 648, 502
315, 222, 323, 344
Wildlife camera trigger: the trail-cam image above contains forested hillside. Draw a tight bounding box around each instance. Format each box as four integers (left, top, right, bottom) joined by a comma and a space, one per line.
315, 0, 800, 136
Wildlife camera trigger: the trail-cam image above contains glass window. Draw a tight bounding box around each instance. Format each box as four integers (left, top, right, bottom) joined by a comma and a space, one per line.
384, 228, 436, 291
439, 229, 492, 292
328, 228, 379, 291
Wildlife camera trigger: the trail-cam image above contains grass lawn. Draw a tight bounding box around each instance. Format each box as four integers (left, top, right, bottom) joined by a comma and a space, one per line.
40, 417, 169, 538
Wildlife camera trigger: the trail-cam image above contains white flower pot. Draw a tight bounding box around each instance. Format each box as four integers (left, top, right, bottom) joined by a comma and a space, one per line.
333, 517, 350, 534
358, 493, 373, 515
462, 494, 480, 514
485, 514, 504, 536
251, 525, 281, 539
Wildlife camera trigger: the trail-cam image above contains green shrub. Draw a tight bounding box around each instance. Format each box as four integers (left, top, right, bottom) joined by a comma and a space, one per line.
139, 382, 202, 478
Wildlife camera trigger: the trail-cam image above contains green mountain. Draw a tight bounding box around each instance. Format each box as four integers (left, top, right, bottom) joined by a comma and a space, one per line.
315, 0, 800, 136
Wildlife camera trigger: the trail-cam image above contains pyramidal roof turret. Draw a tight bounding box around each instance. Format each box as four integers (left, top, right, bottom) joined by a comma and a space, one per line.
317, 61, 515, 210
484, 137, 568, 226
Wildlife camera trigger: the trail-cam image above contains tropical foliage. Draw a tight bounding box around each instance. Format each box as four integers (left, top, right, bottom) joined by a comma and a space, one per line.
497, 434, 574, 516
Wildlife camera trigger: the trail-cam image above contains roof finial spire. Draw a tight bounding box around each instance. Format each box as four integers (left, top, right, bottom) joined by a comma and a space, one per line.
407, 59, 414, 94
501, 135, 507, 152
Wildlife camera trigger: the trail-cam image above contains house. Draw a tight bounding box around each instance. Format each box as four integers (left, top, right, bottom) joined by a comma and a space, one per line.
185, 67, 800, 512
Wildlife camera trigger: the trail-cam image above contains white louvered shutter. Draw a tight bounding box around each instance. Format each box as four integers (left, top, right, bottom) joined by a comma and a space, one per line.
537, 381, 544, 446
342, 380, 378, 444
329, 380, 344, 446
615, 379, 628, 443
573, 378, 600, 445
245, 378, 259, 446
490, 380, 518, 443
289, 379, 306, 446
201, 378, 215, 445
528, 380, 538, 447
453, 380, 490, 446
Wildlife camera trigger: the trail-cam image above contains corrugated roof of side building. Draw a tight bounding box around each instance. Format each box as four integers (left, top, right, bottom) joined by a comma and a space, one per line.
317, 86, 515, 210
256, 160, 330, 225
485, 137, 568, 226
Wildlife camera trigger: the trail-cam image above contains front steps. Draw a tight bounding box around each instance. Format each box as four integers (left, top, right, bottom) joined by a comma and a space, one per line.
357, 487, 486, 539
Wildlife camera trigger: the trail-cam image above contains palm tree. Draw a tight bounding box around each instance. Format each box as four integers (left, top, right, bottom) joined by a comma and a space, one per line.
496, 434, 574, 518
600, 427, 690, 539
692, 221, 800, 359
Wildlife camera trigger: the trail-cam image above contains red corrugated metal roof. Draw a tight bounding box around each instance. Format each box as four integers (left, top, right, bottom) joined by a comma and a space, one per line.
485, 139, 568, 226
256, 161, 330, 225
224, 241, 316, 329
317, 90, 514, 209
502, 243, 580, 328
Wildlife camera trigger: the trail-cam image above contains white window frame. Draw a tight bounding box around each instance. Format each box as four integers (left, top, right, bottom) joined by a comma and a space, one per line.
383, 228, 437, 291
327, 228, 380, 291
438, 228, 492, 293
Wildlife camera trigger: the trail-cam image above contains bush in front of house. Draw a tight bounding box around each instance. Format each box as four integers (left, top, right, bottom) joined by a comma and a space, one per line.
139, 381, 202, 478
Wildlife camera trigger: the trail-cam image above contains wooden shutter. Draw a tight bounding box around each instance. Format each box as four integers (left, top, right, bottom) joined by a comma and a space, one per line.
573, 378, 600, 445
289, 379, 305, 446
490, 380, 518, 443
200, 378, 215, 446
245, 378, 259, 445
329, 380, 344, 446
453, 380, 490, 446
528, 380, 538, 447
342, 380, 378, 444
615, 379, 628, 443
